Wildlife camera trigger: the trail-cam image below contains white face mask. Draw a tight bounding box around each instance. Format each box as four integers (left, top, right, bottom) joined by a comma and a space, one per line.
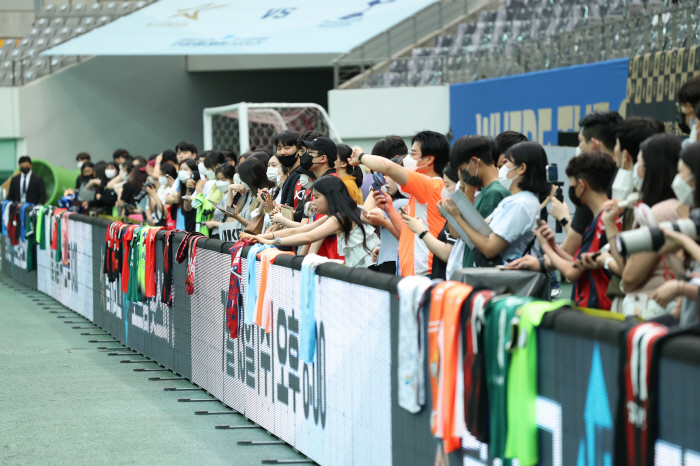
441, 188, 454, 200
672, 174, 695, 206
206, 169, 216, 180
178, 170, 191, 182
300, 174, 314, 189
266, 167, 278, 182
574, 147, 582, 156
105, 169, 117, 179
215, 180, 231, 192
632, 162, 644, 192
498, 164, 519, 191
276, 174, 285, 186
77, 161, 85, 170
197, 162, 207, 177
611, 168, 633, 201
158, 176, 167, 186
402, 156, 418, 171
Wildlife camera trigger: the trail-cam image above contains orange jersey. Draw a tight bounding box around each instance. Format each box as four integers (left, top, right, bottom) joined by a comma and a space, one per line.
255, 249, 294, 332
398, 170, 445, 276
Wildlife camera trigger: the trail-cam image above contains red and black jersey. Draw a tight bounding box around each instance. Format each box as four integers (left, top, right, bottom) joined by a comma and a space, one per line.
160, 230, 176, 307
120, 225, 138, 293
614, 318, 700, 466
460, 286, 496, 444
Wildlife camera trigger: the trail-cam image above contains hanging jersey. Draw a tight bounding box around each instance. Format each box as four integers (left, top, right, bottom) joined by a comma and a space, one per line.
427, 281, 459, 437
484, 295, 535, 462
504, 300, 571, 466
144, 227, 161, 298
573, 212, 621, 310
460, 287, 497, 444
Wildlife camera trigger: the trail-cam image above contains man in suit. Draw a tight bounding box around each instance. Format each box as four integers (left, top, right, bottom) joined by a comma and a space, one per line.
8, 156, 47, 205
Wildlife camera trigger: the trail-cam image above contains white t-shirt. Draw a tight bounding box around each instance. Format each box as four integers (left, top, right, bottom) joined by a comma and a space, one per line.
487, 191, 540, 262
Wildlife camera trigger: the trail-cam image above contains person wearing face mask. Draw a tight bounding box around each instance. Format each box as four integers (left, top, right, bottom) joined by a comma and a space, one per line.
401, 166, 460, 279
444, 142, 549, 268
266, 155, 284, 202
8, 156, 46, 205
548, 111, 622, 258
274, 130, 302, 207
292, 137, 344, 258
595, 134, 684, 318
348, 130, 450, 277
495, 131, 528, 169
545, 151, 619, 309
175, 159, 199, 232
447, 135, 511, 269
88, 162, 119, 214
75, 152, 91, 182
676, 75, 700, 135
202, 163, 236, 239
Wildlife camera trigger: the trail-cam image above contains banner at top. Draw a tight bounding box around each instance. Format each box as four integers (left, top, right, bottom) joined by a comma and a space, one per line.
450, 58, 629, 145
42, 0, 437, 56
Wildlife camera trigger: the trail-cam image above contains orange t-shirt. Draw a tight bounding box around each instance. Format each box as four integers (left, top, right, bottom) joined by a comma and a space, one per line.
398, 170, 445, 276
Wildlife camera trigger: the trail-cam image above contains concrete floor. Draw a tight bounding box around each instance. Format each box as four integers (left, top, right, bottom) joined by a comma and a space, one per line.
0, 275, 309, 466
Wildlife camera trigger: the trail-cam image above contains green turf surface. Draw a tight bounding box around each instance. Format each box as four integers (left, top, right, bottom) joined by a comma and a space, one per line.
0, 276, 309, 466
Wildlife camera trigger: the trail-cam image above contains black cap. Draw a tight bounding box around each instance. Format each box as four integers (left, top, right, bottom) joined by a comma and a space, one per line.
302, 137, 337, 162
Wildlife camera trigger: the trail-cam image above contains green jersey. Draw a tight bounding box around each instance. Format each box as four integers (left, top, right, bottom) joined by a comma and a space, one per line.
484, 295, 534, 462
504, 300, 571, 465
463, 181, 510, 267
126, 227, 143, 303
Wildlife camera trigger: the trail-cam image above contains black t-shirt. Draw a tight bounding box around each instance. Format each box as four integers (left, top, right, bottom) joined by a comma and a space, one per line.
430, 222, 456, 280
281, 166, 304, 207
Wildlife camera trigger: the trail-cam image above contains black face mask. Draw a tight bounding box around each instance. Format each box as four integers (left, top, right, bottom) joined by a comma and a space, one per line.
568, 185, 583, 207
461, 162, 481, 188
677, 110, 691, 134
299, 150, 315, 171
20, 167, 30, 175
278, 153, 298, 168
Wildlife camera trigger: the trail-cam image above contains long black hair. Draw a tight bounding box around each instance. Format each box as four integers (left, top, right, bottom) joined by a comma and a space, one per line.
312, 176, 370, 252
237, 158, 274, 195
336, 143, 364, 187
639, 133, 680, 207
505, 142, 550, 196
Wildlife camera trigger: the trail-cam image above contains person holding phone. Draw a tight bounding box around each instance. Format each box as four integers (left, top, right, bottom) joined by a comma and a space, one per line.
335, 143, 365, 205
177, 159, 199, 232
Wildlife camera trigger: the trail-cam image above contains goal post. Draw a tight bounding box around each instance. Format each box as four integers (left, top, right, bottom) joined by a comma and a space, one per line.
203, 102, 343, 154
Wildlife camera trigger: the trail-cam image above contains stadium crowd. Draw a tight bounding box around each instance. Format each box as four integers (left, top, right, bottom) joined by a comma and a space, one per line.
21, 75, 700, 326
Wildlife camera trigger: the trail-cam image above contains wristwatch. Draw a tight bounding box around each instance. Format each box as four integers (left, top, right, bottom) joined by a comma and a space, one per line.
559, 217, 570, 227
419, 230, 429, 240
275, 237, 282, 246
358, 152, 367, 164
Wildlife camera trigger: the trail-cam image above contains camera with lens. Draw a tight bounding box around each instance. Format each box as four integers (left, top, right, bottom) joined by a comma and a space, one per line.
133, 182, 155, 203
615, 208, 700, 255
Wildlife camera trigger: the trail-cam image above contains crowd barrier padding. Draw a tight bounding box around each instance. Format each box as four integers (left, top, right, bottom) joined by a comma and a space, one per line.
3, 213, 700, 465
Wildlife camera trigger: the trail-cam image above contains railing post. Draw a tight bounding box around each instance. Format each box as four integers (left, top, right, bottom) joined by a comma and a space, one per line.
333, 61, 339, 89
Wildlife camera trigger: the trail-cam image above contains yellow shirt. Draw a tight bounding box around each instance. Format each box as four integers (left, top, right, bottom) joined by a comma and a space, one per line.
341, 175, 365, 205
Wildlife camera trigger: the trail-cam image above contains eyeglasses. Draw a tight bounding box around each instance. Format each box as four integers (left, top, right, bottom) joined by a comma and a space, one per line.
677, 101, 692, 114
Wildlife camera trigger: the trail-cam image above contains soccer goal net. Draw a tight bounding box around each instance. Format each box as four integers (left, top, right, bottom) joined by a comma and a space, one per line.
203, 102, 342, 155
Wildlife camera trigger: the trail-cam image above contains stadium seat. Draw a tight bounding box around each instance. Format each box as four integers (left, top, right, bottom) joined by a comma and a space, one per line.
97, 16, 112, 26
102, 2, 119, 16
81, 17, 97, 30
89, 3, 102, 15
34, 18, 49, 28
64, 17, 81, 29
51, 18, 64, 28
42, 4, 56, 16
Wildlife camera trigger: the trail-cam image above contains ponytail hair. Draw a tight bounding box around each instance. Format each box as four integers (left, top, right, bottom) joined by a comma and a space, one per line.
337, 143, 364, 187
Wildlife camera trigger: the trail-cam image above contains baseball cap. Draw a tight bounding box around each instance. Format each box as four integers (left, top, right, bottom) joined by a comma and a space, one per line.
302, 137, 337, 162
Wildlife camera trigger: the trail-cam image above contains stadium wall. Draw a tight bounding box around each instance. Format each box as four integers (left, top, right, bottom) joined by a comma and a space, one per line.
0, 56, 332, 168
3, 213, 700, 465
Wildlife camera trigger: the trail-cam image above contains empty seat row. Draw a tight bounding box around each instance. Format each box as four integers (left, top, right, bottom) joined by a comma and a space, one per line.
42, 1, 150, 17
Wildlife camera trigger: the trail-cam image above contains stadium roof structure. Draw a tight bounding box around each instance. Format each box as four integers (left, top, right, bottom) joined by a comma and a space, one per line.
42, 0, 437, 65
